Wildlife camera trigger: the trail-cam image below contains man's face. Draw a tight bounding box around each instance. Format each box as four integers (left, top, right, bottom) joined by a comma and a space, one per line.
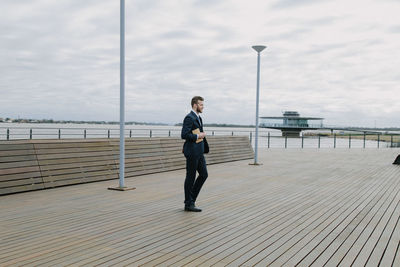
194, 100, 204, 113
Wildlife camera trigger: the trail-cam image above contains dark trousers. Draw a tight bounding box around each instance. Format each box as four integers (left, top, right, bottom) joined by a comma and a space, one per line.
184, 154, 208, 205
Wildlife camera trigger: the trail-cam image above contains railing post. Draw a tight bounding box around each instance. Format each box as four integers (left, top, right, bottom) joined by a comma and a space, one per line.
212, 131, 214, 136
108, 129, 110, 139
58, 129, 61, 139
318, 135, 321, 149
391, 135, 393, 148
30, 129, 33, 140
129, 129, 132, 138
84, 129, 87, 139
232, 131, 234, 136
377, 134, 380, 148
150, 130, 152, 138
169, 130, 171, 137
363, 132, 366, 148
301, 135, 304, 149
268, 132, 270, 148
334, 133, 336, 148
249, 132, 252, 144
349, 134, 351, 149
7, 128, 9, 140
285, 135, 287, 149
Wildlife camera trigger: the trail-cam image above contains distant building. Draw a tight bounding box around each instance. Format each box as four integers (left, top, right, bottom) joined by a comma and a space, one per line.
260, 111, 324, 137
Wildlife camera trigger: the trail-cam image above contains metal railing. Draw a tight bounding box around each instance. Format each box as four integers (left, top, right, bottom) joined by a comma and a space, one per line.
257, 133, 400, 149
0, 126, 399, 149
0, 127, 253, 140
260, 123, 324, 128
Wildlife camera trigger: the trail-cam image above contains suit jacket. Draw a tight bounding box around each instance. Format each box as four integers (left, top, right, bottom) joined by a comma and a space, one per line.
181, 111, 209, 158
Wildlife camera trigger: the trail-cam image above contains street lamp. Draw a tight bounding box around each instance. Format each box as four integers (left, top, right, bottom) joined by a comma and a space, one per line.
251, 45, 266, 165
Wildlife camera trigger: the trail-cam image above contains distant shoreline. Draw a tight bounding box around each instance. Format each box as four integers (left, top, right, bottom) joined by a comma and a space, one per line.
0, 119, 398, 131
0, 119, 169, 126
0, 119, 255, 128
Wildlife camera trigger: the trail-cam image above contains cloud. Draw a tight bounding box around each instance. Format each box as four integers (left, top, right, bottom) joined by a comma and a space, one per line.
0, 0, 400, 127
271, 0, 329, 9
389, 25, 400, 33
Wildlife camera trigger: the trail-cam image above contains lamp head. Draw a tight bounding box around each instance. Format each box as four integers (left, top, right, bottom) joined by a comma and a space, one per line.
252, 45, 266, 53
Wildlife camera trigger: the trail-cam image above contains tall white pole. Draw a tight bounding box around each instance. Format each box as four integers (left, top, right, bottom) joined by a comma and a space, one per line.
251, 45, 266, 165
254, 51, 260, 164
119, 0, 125, 188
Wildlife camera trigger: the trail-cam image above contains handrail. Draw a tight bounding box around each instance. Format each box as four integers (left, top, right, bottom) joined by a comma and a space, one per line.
0, 126, 266, 140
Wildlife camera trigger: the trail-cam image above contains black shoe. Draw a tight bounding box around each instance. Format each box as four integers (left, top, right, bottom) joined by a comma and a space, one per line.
184, 205, 202, 212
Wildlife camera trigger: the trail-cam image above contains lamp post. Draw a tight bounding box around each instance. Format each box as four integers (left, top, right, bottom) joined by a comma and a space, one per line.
251, 45, 266, 165
109, 0, 135, 191
119, 0, 126, 188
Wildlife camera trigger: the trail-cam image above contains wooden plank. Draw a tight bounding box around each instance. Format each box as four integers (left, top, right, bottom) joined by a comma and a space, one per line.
208, 154, 253, 162
39, 160, 117, 171
378, 210, 400, 266
0, 160, 40, 169
208, 147, 252, 153
34, 146, 114, 155
124, 153, 165, 159
0, 155, 38, 163
124, 143, 165, 148
0, 166, 41, 176
33, 141, 111, 149
0, 183, 44, 195
124, 147, 171, 154
41, 169, 117, 184
207, 154, 253, 164
40, 164, 116, 177
0, 149, 37, 157
38, 155, 117, 165
36, 151, 118, 160
42, 175, 119, 188
207, 150, 253, 157
125, 169, 175, 178
210, 141, 252, 147
28, 138, 111, 144
0, 172, 43, 182
109, 139, 160, 145
392, 241, 400, 267
0, 143, 34, 151
0, 178, 44, 188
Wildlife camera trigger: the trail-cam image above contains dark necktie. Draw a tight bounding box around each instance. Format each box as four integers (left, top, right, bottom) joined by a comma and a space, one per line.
199, 116, 203, 132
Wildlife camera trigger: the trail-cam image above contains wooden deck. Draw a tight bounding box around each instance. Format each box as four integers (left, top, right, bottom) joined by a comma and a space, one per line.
1, 148, 400, 266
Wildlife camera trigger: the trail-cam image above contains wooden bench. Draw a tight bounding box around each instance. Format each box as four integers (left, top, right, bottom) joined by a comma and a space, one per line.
0, 142, 43, 195
0, 136, 253, 195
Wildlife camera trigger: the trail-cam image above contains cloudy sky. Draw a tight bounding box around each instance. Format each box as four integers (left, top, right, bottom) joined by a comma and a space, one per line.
1, 0, 399, 127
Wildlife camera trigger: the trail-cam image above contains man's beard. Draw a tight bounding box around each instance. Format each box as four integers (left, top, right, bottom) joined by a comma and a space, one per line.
196, 107, 202, 113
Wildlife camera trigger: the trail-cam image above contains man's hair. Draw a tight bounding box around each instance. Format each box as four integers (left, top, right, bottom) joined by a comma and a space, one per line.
191, 96, 204, 107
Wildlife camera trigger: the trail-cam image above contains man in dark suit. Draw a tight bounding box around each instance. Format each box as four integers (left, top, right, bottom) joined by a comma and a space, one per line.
181, 96, 209, 212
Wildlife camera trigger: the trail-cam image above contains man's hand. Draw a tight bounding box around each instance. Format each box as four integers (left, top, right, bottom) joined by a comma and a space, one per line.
199, 132, 206, 139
